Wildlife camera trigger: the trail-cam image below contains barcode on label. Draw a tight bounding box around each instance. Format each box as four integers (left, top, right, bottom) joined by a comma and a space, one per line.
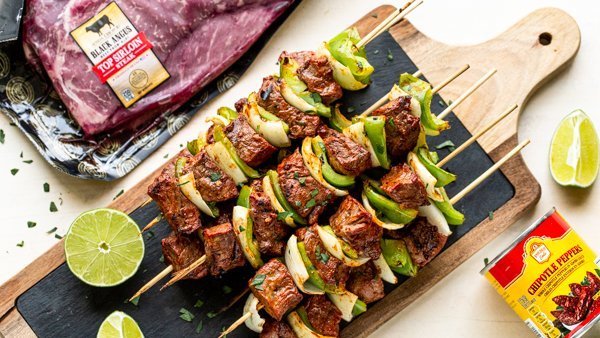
524, 319, 546, 338
121, 88, 134, 102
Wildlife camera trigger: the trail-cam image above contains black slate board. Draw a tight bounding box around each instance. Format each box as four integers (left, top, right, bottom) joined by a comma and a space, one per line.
16, 32, 515, 337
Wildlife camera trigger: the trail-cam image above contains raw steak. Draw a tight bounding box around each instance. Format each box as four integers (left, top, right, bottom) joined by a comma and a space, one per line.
23, 0, 294, 136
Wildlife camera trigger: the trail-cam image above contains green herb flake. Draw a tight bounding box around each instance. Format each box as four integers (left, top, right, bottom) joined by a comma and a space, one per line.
310, 189, 319, 198
46, 227, 58, 234
159, 255, 165, 263
195, 321, 203, 334
55, 233, 63, 239
305, 199, 316, 209
19, 151, 23, 158
163, 153, 169, 159
50, 202, 58, 212
294, 172, 299, 180
209, 172, 222, 182
298, 177, 306, 186
177, 181, 190, 187
0, 129, 4, 144
10, 168, 18, 176
238, 225, 245, 232
435, 140, 456, 151
23, 160, 33, 164
370, 13, 378, 18
43, 182, 50, 193
315, 246, 329, 264
346, 106, 355, 114
194, 299, 205, 309
179, 307, 195, 322
483, 257, 489, 266
222, 285, 232, 294
145, 230, 155, 240
113, 189, 124, 200
438, 100, 445, 107
251, 273, 267, 291
387, 49, 394, 61
295, 201, 302, 207
130, 296, 140, 306
16, 241, 24, 247
277, 211, 293, 221
27, 221, 37, 228
206, 311, 218, 319
388, 118, 396, 127
373, 50, 379, 55
488, 211, 494, 220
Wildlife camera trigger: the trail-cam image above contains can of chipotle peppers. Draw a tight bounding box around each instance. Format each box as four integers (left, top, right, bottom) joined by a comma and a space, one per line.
481, 208, 600, 337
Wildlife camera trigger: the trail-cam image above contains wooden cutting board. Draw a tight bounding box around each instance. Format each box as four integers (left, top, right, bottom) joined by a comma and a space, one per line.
0, 5, 579, 337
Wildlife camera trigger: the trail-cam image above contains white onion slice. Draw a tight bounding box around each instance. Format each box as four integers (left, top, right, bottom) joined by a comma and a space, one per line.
387, 84, 422, 117
232, 206, 263, 269
373, 254, 398, 284
178, 172, 217, 217
285, 235, 324, 295
244, 94, 291, 148
243, 293, 265, 333
262, 176, 295, 227
287, 311, 336, 338
317, 44, 368, 91
407, 152, 443, 202
280, 80, 316, 113
327, 290, 360, 322
205, 114, 230, 126
315, 226, 369, 267
205, 142, 247, 184
301, 137, 348, 197
343, 122, 380, 167
418, 201, 452, 236
361, 192, 406, 230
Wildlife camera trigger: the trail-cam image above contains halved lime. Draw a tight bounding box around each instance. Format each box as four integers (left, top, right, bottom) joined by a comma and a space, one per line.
549, 109, 599, 187
65, 208, 144, 287
97, 311, 144, 338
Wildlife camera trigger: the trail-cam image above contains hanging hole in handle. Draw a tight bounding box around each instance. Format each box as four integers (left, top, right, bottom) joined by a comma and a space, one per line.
539, 32, 552, 46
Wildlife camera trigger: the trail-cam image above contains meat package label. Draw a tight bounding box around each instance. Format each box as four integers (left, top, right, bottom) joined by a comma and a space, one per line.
70, 2, 170, 108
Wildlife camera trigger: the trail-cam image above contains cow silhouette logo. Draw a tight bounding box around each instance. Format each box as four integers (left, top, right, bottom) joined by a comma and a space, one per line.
85, 15, 114, 36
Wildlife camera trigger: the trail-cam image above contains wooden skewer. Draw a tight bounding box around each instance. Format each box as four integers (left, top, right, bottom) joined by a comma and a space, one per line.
437, 69, 497, 119
129, 265, 173, 302
160, 255, 207, 290
361, 65, 468, 117
219, 303, 265, 338
450, 139, 530, 204
357, 0, 424, 48
437, 104, 518, 167
357, 1, 415, 49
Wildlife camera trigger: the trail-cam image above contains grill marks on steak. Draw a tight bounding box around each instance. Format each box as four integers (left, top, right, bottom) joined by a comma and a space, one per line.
281, 51, 342, 105
258, 76, 322, 139
278, 150, 334, 224
226, 115, 277, 167
162, 232, 208, 280
249, 179, 290, 257
372, 96, 421, 160
260, 319, 296, 338
202, 222, 245, 276
23, 0, 294, 136
249, 259, 303, 321
318, 126, 371, 176
329, 196, 382, 260
303, 295, 342, 337
148, 157, 201, 234
347, 261, 385, 304
380, 163, 429, 209
187, 150, 238, 202
297, 226, 349, 289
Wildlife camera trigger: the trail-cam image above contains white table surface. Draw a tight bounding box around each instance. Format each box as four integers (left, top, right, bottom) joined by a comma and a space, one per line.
1, 0, 599, 337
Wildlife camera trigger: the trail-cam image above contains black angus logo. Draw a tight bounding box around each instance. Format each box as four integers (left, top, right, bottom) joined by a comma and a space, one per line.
85, 15, 114, 36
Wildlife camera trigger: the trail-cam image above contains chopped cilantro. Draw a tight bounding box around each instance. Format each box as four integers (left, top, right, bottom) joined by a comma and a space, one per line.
177, 181, 190, 187
194, 299, 204, 308
315, 247, 329, 264
113, 189, 124, 200
388, 118, 396, 127
145, 230, 155, 240
0, 129, 4, 144
484, 257, 489, 266
46, 227, 58, 234
206, 311, 218, 319
130, 296, 140, 306
10, 168, 18, 176
222, 285, 232, 294
27, 221, 37, 228
294, 172, 299, 180
435, 140, 456, 151
22, 160, 33, 164
251, 273, 266, 291
19, 151, 23, 158
50, 202, 58, 212
387, 49, 394, 61
238, 225, 245, 232
488, 211, 494, 220
210, 172, 222, 182
346, 106, 355, 114
43, 182, 50, 192
305, 199, 316, 209
163, 153, 169, 159
438, 100, 445, 107
298, 177, 306, 186
373, 49, 380, 55
295, 201, 302, 207
179, 307, 195, 322
310, 189, 319, 198
159, 255, 165, 263
54, 233, 63, 239
16, 241, 24, 247
195, 321, 203, 333
277, 211, 293, 221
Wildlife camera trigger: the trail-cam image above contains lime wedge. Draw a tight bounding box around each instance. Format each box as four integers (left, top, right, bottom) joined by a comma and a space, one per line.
549, 109, 599, 187
97, 311, 144, 338
65, 208, 144, 287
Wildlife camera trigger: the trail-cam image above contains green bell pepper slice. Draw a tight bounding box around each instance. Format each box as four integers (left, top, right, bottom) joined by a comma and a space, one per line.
280, 55, 331, 118
381, 239, 418, 277
237, 185, 252, 208
352, 299, 367, 316
217, 106, 238, 121
297, 307, 317, 332
399, 73, 449, 135
175, 157, 187, 178
434, 188, 465, 225
364, 116, 390, 169
416, 147, 456, 187
212, 125, 260, 179
329, 105, 352, 132
267, 170, 307, 226
297, 241, 343, 294
327, 28, 373, 84
312, 137, 355, 188
363, 181, 417, 224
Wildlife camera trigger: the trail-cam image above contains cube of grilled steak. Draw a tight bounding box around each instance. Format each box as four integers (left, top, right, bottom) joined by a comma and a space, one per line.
297, 226, 349, 289
187, 149, 238, 202
372, 96, 421, 159
304, 295, 342, 337
249, 259, 303, 321
258, 75, 322, 139
234, 97, 248, 113
281, 51, 343, 105
380, 163, 429, 209
226, 115, 277, 167
347, 261, 384, 304
402, 217, 448, 267
260, 318, 296, 338
162, 232, 208, 280
249, 180, 290, 257
329, 196, 382, 260
203, 222, 246, 276
318, 126, 371, 176
278, 150, 335, 224
148, 158, 202, 234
